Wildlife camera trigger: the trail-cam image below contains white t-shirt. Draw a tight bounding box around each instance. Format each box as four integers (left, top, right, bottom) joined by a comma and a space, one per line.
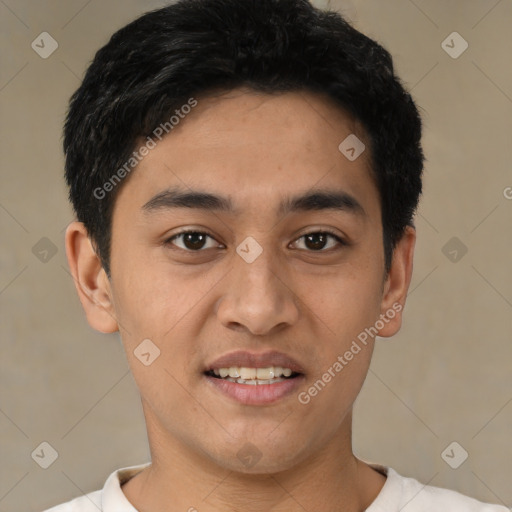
43, 463, 509, 511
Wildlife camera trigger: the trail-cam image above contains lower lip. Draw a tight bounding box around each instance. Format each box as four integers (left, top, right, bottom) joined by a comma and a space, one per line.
204, 374, 304, 405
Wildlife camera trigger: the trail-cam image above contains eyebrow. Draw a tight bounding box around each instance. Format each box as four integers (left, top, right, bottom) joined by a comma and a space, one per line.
141, 186, 366, 218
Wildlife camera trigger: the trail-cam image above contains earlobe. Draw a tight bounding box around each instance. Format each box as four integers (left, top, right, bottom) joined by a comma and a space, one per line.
64, 221, 119, 333
376, 225, 416, 338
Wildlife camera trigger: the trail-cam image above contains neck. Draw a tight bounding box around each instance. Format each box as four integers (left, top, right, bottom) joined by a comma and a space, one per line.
122, 406, 385, 512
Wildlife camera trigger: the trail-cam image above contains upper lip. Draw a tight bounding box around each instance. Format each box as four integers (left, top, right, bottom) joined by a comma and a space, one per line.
205, 350, 306, 374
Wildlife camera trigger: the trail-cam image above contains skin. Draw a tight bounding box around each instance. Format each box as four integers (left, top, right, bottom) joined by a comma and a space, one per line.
65, 88, 415, 512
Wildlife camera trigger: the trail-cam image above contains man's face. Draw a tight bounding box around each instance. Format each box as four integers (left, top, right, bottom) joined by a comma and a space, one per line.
99, 89, 403, 472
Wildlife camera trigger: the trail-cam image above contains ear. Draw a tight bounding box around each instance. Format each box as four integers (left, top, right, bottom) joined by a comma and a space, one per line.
376, 225, 416, 338
65, 221, 119, 333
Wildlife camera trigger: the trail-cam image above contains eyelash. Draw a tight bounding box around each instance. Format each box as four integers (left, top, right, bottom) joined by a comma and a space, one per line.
164, 229, 347, 252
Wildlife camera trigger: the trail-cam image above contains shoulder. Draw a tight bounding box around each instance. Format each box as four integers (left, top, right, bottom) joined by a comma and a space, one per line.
40, 463, 149, 512
395, 470, 509, 511
368, 465, 509, 512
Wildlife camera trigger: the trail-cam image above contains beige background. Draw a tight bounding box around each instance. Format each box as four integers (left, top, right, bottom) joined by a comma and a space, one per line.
1, 0, 511, 510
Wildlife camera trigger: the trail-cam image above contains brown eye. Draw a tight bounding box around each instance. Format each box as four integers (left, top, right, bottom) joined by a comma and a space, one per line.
166, 231, 220, 251
293, 231, 345, 251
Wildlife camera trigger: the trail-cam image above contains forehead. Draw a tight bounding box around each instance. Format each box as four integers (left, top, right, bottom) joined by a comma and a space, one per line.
113, 88, 380, 223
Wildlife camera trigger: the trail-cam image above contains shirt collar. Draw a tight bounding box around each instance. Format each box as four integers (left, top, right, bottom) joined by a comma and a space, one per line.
101, 463, 151, 511
100, 462, 395, 511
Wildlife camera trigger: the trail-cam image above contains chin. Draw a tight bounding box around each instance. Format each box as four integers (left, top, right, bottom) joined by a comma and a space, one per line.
205, 436, 309, 475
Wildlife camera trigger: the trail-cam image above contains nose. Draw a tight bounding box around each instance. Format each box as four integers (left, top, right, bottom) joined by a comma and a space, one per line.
215, 247, 300, 336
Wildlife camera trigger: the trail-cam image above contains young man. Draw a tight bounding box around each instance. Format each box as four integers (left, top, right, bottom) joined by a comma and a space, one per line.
50, 0, 507, 510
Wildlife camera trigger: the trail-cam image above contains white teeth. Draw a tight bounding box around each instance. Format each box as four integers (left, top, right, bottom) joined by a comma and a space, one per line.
239, 367, 257, 379
234, 377, 285, 385
210, 366, 295, 381
228, 366, 240, 378
237, 378, 257, 385
256, 367, 274, 379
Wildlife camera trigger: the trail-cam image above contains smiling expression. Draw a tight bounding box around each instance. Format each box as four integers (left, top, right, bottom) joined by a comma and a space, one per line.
72, 87, 413, 474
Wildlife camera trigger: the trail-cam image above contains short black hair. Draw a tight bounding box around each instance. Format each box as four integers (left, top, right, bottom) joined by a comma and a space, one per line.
64, 0, 424, 278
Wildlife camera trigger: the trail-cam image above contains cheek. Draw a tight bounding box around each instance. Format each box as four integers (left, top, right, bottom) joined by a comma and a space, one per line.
297, 306, 376, 424
296, 259, 383, 399
110, 249, 204, 338
109, 259, 219, 394
303, 262, 383, 336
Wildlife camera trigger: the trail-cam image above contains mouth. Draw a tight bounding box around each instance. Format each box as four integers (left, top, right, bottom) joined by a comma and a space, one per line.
204, 365, 301, 385
203, 351, 306, 405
